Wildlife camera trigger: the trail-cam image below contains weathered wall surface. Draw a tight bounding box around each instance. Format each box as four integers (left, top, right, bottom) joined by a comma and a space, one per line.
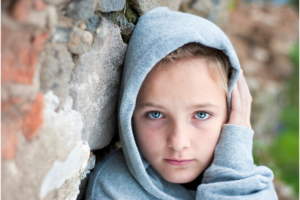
1, 0, 181, 199
2, 0, 298, 200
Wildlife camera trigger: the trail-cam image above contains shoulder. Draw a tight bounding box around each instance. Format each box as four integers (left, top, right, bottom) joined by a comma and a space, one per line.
85, 148, 150, 200
91, 148, 129, 179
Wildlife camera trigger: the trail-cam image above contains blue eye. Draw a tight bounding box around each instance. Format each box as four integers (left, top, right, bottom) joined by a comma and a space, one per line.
149, 111, 163, 119
195, 112, 210, 120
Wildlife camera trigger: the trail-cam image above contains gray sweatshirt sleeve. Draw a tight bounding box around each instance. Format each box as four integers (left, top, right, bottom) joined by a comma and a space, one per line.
197, 124, 278, 200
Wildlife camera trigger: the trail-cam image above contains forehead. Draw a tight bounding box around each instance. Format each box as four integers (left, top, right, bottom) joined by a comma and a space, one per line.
137, 57, 225, 106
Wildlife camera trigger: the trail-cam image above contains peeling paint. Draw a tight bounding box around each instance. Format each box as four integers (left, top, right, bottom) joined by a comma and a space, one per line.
22, 92, 44, 140
40, 142, 90, 198
7, 161, 18, 176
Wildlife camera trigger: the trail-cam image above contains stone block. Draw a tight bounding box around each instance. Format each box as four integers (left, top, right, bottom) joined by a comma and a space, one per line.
69, 17, 127, 150
131, 0, 181, 16
51, 26, 73, 43
40, 43, 74, 107
86, 14, 101, 34
65, 0, 96, 20
67, 26, 93, 54
103, 12, 135, 43
96, 0, 126, 12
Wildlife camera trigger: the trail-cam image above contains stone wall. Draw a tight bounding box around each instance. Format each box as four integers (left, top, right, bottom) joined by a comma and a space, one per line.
1, 0, 181, 199
2, 0, 298, 200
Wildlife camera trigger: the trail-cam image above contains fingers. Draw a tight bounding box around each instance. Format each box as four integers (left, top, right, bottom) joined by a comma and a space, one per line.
239, 71, 252, 128
246, 100, 252, 128
228, 84, 242, 125
228, 70, 252, 129
238, 71, 248, 127
237, 71, 247, 126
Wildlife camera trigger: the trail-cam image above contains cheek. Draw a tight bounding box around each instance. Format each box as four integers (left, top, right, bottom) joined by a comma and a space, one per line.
135, 118, 166, 146
192, 127, 221, 148
136, 131, 165, 164
191, 121, 222, 159
133, 116, 166, 158
192, 134, 219, 165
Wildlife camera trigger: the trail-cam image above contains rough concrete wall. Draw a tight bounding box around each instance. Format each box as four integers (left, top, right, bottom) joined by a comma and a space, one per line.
1, 0, 182, 200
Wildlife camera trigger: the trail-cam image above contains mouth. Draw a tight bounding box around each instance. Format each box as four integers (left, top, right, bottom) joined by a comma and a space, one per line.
164, 159, 194, 166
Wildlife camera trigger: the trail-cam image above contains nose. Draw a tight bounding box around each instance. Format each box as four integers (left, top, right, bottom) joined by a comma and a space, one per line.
167, 122, 190, 151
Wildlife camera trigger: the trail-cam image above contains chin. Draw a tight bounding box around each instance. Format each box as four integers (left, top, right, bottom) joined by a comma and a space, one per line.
161, 169, 199, 184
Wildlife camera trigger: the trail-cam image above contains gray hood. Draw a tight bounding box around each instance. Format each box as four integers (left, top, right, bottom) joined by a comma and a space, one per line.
118, 7, 240, 199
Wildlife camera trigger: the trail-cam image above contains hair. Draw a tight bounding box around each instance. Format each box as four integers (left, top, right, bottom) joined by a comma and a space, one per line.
155, 43, 232, 97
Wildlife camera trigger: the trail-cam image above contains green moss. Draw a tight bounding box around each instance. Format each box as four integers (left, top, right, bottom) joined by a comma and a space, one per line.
125, 1, 138, 24
95, 10, 102, 17
108, 1, 138, 25
108, 11, 124, 25
108, 11, 133, 44
105, 1, 139, 43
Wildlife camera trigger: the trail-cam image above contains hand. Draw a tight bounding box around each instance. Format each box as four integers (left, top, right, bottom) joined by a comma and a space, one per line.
227, 70, 252, 129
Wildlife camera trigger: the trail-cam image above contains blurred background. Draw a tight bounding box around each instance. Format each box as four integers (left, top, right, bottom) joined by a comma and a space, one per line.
2, 0, 299, 199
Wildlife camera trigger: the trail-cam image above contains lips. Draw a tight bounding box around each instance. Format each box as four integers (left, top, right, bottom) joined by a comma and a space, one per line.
164, 159, 194, 166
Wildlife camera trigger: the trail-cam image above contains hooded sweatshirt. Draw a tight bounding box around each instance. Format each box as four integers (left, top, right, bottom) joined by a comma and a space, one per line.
86, 7, 278, 200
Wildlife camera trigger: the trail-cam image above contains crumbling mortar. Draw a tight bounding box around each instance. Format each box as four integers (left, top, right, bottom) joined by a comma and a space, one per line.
95, 0, 138, 43
125, 1, 138, 24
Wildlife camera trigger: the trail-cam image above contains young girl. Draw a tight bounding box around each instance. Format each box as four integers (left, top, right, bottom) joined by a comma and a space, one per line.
86, 7, 277, 200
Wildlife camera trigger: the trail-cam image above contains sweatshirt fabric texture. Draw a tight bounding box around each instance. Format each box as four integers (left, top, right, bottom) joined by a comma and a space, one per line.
86, 7, 278, 200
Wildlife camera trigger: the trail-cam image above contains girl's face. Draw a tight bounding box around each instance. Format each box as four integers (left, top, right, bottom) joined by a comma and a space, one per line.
133, 57, 227, 183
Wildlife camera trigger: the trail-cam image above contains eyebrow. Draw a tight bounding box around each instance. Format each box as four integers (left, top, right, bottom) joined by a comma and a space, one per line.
188, 103, 218, 109
136, 102, 218, 110
136, 102, 165, 109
